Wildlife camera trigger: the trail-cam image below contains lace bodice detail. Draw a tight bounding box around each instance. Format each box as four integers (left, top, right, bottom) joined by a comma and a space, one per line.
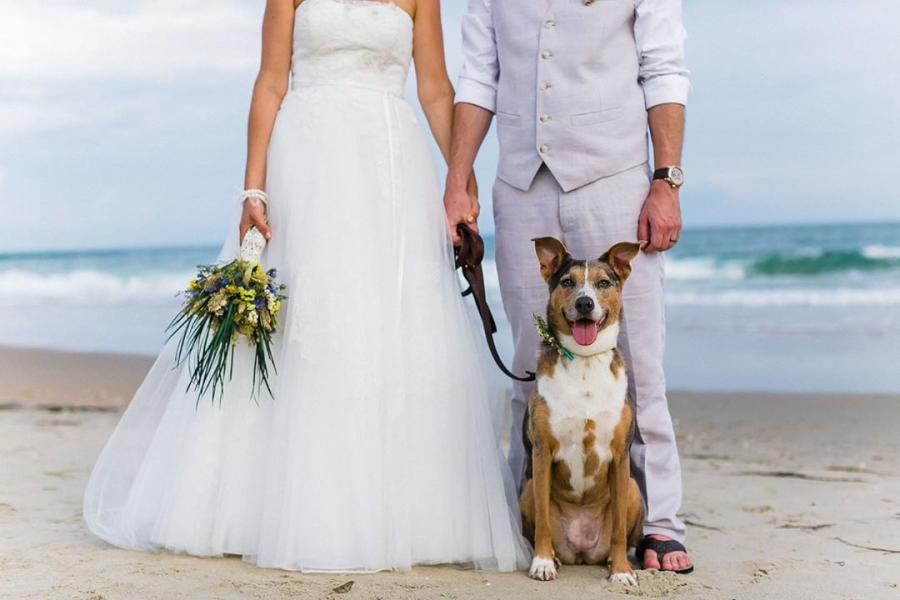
292, 0, 413, 96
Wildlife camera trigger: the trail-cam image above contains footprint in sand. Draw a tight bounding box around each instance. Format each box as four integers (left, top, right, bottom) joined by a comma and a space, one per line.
749, 562, 778, 584
742, 505, 774, 514
610, 570, 699, 597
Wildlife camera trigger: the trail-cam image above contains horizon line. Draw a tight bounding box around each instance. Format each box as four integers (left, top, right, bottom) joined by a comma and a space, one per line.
4, 218, 899, 258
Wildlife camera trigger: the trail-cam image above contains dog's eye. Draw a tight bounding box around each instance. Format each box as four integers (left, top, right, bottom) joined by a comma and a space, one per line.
595, 280, 612, 289
561, 278, 575, 288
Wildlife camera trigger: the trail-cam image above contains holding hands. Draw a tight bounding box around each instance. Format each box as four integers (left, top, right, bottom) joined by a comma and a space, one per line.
444, 173, 480, 246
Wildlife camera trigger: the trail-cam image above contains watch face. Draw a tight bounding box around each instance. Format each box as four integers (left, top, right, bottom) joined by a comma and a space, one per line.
669, 167, 684, 186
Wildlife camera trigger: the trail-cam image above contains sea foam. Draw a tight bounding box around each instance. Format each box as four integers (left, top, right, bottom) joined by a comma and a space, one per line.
0, 269, 189, 304
666, 288, 900, 307
862, 244, 900, 259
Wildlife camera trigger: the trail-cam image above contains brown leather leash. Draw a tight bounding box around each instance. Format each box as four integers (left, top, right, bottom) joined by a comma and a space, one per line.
454, 225, 536, 383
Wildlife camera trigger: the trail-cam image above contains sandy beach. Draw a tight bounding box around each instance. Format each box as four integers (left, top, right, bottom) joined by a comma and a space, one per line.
2, 346, 899, 600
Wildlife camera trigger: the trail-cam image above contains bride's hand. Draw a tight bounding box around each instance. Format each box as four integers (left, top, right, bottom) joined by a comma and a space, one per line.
466, 173, 480, 224
444, 173, 480, 246
239, 198, 272, 243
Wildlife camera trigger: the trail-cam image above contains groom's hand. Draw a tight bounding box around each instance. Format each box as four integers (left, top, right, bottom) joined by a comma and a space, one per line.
444, 172, 480, 246
638, 181, 681, 253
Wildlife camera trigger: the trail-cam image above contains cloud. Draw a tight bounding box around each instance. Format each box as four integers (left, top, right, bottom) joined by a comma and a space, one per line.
0, 0, 262, 141
0, 0, 260, 82
682, 0, 900, 225
1, 0, 899, 252
0, 97, 86, 137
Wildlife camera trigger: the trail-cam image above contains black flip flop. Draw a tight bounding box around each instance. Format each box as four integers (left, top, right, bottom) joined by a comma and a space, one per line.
637, 537, 695, 575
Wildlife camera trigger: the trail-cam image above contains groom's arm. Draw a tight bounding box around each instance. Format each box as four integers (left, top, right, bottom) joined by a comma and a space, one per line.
445, 104, 493, 244
444, 0, 498, 245
635, 0, 690, 253
640, 104, 685, 252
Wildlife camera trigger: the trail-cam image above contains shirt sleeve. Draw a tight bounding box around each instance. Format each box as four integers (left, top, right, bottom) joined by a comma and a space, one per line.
634, 0, 691, 109
455, 0, 499, 113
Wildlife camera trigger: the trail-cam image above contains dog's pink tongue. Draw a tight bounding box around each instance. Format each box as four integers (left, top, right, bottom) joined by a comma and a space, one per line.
572, 320, 599, 346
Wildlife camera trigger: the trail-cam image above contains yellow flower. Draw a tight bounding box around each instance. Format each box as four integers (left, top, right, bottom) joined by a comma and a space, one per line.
242, 264, 255, 287
207, 289, 228, 317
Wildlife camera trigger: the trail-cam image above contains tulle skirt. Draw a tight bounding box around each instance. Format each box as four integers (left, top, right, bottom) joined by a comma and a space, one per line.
82, 85, 531, 572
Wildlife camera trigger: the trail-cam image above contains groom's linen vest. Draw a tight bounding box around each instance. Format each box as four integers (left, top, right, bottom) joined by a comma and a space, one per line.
493, 0, 648, 192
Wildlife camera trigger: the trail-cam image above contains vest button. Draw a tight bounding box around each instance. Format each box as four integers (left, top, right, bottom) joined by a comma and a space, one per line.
539, 144, 551, 154
541, 50, 553, 60
539, 114, 550, 123
539, 82, 551, 91
544, 19, 555, 29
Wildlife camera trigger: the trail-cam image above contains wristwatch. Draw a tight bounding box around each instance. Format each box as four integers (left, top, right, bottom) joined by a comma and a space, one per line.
653, 166, 685, 189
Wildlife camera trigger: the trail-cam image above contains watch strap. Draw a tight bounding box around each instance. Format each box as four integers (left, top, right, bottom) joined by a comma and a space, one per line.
653, 167, 671, 181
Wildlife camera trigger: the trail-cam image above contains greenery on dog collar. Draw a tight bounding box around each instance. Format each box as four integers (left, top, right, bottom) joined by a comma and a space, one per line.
533, 314, 575, 361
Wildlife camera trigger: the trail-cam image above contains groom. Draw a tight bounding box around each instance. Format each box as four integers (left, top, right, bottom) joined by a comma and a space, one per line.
444, 0, 692, 572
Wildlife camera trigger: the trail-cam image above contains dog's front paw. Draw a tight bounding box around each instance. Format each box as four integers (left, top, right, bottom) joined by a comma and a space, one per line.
529, 556, 558, 581
608, 570, 638, 587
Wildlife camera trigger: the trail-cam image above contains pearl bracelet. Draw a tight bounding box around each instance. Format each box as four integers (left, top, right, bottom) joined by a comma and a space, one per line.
241, 189, 269, 207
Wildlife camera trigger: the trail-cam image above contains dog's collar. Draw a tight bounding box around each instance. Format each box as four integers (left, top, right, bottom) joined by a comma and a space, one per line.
533, 314, 575, 361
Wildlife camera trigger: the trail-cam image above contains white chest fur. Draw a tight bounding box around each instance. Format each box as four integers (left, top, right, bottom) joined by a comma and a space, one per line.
537, 350, 628, 497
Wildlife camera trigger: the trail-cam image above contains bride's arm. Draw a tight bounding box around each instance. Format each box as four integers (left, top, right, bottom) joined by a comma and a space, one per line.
240, 0, 295, 243
412, 0, 479, 237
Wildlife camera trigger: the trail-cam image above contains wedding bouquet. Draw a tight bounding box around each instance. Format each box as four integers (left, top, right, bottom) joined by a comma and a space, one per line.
166, 227, 287, 405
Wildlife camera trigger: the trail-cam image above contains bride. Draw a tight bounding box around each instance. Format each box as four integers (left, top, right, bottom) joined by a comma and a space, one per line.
83, 0, 530, 572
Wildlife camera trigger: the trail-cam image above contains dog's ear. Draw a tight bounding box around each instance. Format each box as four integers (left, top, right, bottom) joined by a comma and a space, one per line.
533, 237, 570, 283
600, 241, 642, 282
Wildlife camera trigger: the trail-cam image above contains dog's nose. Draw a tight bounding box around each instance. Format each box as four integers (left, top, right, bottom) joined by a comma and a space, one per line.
575, 296, 595, 316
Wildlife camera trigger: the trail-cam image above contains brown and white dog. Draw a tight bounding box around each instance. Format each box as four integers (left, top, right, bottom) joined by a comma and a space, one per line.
521, 238, 644, 585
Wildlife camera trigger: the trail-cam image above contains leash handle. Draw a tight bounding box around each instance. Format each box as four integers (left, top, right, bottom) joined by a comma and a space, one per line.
455, 225, 537, 383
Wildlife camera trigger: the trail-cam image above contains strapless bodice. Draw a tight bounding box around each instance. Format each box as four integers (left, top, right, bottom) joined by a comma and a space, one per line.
292, 0, 413, 97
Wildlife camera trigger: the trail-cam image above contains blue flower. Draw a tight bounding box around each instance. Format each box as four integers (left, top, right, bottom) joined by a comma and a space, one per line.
267, 268, 277, 278
254, 298, 265, 310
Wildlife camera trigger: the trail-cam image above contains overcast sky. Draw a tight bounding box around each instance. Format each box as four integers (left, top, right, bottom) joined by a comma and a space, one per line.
2, 0, 899, 252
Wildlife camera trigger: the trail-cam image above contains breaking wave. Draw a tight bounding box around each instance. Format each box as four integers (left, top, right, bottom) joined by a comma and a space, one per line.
0, 269, 190, 304
666, 288, 900, 307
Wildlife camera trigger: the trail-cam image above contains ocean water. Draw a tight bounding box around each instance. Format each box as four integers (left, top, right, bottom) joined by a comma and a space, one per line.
2, 222, 899, 393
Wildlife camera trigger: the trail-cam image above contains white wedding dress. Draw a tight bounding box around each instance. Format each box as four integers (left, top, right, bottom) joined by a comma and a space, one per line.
83, 0, 531, 573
